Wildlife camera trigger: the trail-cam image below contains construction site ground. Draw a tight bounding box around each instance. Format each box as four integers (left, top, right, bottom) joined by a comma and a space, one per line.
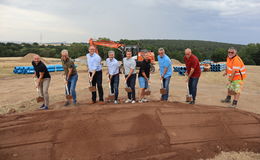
0, 58, 260, 160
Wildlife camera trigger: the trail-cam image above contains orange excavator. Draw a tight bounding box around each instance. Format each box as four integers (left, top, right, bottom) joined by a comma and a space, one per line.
89, 38, 155, 72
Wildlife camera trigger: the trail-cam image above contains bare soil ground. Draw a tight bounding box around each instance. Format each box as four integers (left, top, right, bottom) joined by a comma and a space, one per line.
1, 102, 260, 160
0, 58, 260, 160
0, 63, 259, 115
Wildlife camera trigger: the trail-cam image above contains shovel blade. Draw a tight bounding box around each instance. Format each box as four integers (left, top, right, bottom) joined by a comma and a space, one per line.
36, 97, 44, 103
66, 95, 73, 100
109, 94, 115, 100
160, 88, 167, 95
145, 90, 151, 95
89, 86, 96, 92
125, 87, 132, 93
186, 95, 192, 102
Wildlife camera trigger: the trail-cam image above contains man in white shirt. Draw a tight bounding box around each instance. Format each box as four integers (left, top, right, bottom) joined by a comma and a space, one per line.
86, 46, 104, 104
123, 50, 137, 104
106, 51, 120, 104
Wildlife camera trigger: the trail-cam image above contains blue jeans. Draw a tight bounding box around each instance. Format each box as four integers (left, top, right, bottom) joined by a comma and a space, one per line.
188, 77, 199, 101
67, 74, 78, 103
162, 76, 171, 100
110, 74, 119, 100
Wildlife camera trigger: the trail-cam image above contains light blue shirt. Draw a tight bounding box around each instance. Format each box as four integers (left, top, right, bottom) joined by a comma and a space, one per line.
106, 58, 119, 75
123, 57, 136, 75
158, 54, 173, 78
86, 53, 102, 72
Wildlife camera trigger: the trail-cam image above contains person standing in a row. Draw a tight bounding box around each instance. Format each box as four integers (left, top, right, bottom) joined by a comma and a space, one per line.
158, 48, 173, 101
61, 49, 78, 106
32, 55, 51, 110
138, 51, 151, 103
87, 46, 104, 104
184, 48, 201, 104
221, 47, 246, 107
106, 51, 120, 104
123, 50, 137, 104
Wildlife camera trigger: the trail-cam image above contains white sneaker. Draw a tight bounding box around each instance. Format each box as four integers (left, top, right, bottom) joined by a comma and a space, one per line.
114, 100, 119, 104
131, 100, 136, 104
139, 99, 144, 103
125, 99, 132, 103
143, 98, 149, 102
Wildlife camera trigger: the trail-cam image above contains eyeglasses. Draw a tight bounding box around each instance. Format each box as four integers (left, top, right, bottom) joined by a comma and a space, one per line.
228, 52, 234, 54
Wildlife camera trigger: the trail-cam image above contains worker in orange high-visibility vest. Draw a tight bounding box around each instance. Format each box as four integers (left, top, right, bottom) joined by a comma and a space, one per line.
221, 47, 246, 107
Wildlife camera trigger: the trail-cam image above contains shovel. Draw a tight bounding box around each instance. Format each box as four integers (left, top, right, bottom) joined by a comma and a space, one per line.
33, 78, 44, 103
160, 79, 167, 95
145, 81, 151, 95
186, 82, 192, 102
88, 80, 96, 92
63, 77, 73, 100
124, 81, 132, 93
106, 75, 115, 101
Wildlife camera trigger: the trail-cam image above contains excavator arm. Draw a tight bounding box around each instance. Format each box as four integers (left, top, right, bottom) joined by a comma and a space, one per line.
89, 38, 125, 53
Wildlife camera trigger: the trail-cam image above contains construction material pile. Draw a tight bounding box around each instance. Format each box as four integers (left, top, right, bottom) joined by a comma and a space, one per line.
18, 53, 49, 64
174, 59, 227, 76
210, 63, 226, 72
200, 59, 214, 65
173, 66, 205, 76
13, 65, 65, 74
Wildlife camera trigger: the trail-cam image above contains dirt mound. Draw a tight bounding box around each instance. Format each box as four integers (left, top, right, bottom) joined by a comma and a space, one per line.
75, 56, 87, 64
18, 53, 49, 64
0, 102, 260, 160
171, 59, 183, 65
76, 56, 87, 60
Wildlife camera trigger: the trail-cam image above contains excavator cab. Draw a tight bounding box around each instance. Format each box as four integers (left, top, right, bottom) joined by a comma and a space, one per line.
124, 45, 140, 57
89, 38, 155, 73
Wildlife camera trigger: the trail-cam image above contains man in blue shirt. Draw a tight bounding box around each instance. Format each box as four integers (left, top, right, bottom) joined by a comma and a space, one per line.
106, 51, 120, 104
157, 48, 173, 101
86, 46, 104, 104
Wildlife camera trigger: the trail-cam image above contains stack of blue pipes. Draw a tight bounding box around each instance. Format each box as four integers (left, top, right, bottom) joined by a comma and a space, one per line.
173, 66, 205, 76
210, 64, 226, 72
13, 65, 65, 74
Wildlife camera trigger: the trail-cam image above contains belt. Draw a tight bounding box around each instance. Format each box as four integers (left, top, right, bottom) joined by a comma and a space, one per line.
111, 73, 119, 76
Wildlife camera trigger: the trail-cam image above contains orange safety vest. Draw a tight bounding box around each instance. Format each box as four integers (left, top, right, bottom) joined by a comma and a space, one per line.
226, 55, 246, 81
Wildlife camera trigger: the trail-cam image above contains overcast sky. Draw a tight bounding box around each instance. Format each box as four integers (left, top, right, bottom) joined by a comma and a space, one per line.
0, 0, 260, 44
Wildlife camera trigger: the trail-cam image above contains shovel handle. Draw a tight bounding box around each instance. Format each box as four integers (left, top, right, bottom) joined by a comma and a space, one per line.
33, 78, 40, 92
62, 76, 70, 95
160, 79, 164, 88
65, 84, 70, 95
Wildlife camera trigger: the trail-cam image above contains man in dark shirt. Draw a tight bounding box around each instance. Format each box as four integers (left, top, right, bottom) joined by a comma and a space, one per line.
138, 52, 151, 103
32, 55, 51, 110
61, 49, 78, 106
184, 48, 201, 104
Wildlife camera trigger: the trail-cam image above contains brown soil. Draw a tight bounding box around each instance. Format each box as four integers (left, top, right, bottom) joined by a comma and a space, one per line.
1, 101, 260, 160
18, 53, 49, 64
76, 56, 87, 60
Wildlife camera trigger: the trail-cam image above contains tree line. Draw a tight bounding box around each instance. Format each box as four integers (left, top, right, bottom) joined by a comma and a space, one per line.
0, 39, 259, 65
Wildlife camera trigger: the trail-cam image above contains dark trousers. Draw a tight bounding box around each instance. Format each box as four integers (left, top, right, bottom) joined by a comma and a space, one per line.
90, 70, 104, 102
110, 74, 119, 100
125, 74, 136, 100
188, 77, 199, 101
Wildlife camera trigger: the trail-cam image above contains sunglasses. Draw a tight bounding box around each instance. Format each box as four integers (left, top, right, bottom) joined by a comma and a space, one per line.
228, 51, 234, 54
